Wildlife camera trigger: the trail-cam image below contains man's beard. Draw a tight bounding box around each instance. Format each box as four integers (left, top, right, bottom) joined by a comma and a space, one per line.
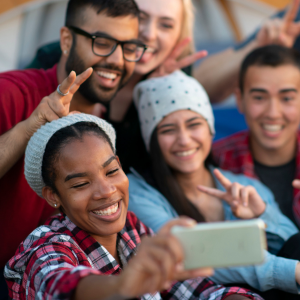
65, 44, 129, 106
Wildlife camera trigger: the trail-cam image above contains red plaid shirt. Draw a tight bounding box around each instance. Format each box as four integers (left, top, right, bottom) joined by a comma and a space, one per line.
5, 212, 262, 300
213, 130, 300, 227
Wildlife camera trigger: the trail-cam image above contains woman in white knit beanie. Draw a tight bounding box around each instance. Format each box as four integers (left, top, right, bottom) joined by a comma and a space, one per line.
128, 70, 300, 299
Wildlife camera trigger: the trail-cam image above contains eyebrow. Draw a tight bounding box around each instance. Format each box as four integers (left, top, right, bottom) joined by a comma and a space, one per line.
139, 10, 175, 22
102, 156, 117, 168
91, 31, 142, 44
158, 117, 203, 129
65, 172, 88, 182
249, 88, 268, 94
279, 88, 298, 93
64, 156, 117, 182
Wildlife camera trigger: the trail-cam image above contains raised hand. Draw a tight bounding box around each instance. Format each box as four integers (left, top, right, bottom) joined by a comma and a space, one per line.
118, 218, 213, 298
148, 37, 208, 79
197, 169, 266, 219
24, 68, 93, 138
256, 0, 300, 48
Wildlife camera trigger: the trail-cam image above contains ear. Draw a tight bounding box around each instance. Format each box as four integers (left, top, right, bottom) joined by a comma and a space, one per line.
60, 26, 73, 56
42, 186, 62, 209
235, 88, 244, 114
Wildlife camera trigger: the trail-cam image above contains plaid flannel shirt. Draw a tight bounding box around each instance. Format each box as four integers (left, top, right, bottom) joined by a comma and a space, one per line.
5, 212, 262, 300
212, 130, 300, 227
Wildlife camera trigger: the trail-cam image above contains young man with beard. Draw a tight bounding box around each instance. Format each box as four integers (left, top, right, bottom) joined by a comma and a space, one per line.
213, 45, 300, 231
0, 0, 146, 296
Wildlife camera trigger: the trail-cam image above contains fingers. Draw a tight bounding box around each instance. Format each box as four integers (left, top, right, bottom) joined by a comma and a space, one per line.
197, 185, 226, 199
59, 71, 76, 95
69, 67, 93, 95
175, 267, 214, 282
158, 217, 196, 236
284, 0, 300, 25
176, 50, 208, 70
169, 37, 192, 60
293, 179, 300, 189
213, 169, 232, 189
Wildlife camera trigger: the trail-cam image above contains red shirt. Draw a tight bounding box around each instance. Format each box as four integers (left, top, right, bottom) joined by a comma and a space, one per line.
212, 130, 300, 227
0, 65, 58, 268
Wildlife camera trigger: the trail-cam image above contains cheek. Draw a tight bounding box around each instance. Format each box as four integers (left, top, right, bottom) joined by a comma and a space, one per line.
244, 101, 266, 121
158, 135, 175, 158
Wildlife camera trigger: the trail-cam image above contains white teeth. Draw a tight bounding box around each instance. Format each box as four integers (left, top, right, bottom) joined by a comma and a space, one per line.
93, 203, 118, 216
262, 124, 283, 132
145, 47, 155, 53
97, 71, 117, 80
175, 149, 197, 157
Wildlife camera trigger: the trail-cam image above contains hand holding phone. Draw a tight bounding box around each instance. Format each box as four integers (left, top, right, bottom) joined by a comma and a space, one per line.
198, 169, 266, 219
171, 219, 267, 270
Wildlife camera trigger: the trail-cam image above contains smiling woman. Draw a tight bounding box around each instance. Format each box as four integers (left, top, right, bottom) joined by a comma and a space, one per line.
4, 113, 261, 300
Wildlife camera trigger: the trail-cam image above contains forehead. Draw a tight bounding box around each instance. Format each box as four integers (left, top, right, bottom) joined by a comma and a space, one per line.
244, 65, 300, 91
159, 109, 203, 125
56, 134, 114, 175
136, 0, 182, 19
80, 7, 139, 40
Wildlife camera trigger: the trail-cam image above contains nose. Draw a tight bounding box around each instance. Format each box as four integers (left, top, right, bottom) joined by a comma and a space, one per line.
106, 44, 124, 67
93, 178, 117, 200
177, 128, 191, 146
140, 19, 157, 42
266, 98, 282, 119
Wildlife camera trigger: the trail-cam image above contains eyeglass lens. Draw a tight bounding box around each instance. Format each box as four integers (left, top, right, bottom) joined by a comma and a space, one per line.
93, 37, 144, 62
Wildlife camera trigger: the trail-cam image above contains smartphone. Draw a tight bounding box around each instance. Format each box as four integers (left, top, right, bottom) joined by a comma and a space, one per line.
171, 219, 267, 269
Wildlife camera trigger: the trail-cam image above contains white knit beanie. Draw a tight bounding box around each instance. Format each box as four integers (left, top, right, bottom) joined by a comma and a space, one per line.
133, 70, 215, 151
24, 113, 116, 197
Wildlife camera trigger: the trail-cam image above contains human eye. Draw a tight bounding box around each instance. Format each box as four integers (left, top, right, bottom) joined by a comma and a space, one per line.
107, 168, 119, 176
189, 122, 202, 128
123, 43, 137, 54
94, 38, 112, 49
252, 94, 265, 101
72, 182, 89, 189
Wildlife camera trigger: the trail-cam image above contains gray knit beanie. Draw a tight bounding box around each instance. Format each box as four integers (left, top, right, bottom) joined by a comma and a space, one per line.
25, 113, 116, 197
133, 70, 215, 151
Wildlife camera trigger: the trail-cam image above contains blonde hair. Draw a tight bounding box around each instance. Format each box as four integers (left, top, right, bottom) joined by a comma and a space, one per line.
178, 0, 195, 59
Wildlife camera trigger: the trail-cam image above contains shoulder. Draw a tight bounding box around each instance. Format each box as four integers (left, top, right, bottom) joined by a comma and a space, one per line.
0, 65, 58, 96
213, 131, 249, 154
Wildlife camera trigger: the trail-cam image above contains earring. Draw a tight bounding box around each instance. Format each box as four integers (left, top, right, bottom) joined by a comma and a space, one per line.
63, 50, 68, 54
54, 203, 57, 207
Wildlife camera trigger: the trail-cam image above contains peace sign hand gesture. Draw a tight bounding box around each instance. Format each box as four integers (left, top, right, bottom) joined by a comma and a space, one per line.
148, 37, 207, 79
24, 68, 93, 139
198, 169, 266, 219
256, 0, 300, 48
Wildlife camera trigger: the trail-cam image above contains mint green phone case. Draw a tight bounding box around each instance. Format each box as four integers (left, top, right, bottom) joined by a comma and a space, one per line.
171, 219, 267, 269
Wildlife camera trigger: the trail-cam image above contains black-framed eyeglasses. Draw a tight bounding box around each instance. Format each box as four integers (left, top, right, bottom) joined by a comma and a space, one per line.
68, 26, 147, 62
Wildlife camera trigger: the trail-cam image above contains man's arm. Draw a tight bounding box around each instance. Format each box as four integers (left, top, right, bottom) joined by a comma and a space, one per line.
0, 68, 92, 179
194, 0, 300, 103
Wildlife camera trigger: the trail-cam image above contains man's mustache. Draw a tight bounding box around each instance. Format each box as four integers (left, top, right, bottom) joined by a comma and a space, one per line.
92, 63, 124, 75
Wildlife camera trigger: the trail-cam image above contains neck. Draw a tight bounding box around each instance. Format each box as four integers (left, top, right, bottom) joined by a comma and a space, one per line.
174, 165, 214, 200
250, 133, 297, 166
56, 58, 100, 115
91, 233, 119, 263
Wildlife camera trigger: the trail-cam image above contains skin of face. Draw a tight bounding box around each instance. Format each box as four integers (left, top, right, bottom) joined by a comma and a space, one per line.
157, 110, 212, 174
236, 64, 300, 156
134, 0, 183, 75
65, 7, 139, 104
43, 134, 129, 241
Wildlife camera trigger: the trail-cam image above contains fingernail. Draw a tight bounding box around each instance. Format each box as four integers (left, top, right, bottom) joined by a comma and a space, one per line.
243, 202, 247, 207
175, 263, 184, 272
185, 219, 197, 226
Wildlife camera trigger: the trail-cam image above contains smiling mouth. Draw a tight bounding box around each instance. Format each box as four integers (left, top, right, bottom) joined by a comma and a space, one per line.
96, 71, 118, 80
175, 148, 198, 157
262, 124, 284, 133
92, 202, 119, 216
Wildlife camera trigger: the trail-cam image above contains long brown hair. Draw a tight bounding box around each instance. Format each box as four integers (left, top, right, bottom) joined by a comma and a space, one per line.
149, 128, 216, 223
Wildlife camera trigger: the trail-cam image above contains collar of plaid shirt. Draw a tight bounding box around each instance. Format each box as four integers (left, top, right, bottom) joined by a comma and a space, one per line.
212, 130, 300, 227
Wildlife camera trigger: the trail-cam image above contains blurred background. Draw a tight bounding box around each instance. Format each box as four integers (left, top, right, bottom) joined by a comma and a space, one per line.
0, 0, 291, 72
